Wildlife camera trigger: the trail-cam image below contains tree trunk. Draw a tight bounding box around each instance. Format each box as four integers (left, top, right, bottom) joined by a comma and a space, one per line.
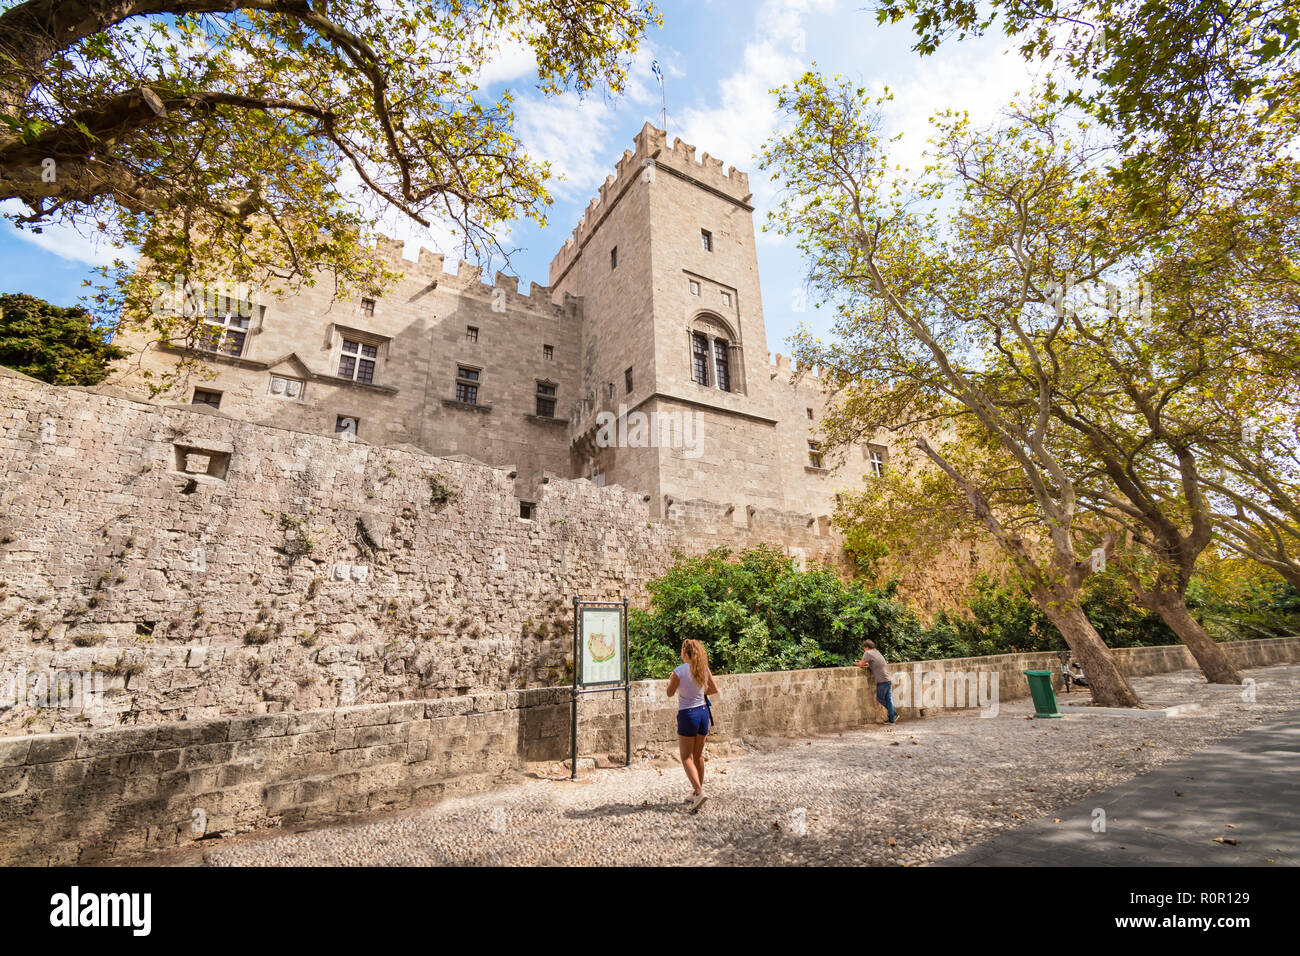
1042, 600, 1144, 708
1145, 591, 1242, 684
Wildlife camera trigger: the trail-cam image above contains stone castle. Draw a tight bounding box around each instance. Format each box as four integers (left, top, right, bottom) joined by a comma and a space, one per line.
112, 124, 893, 520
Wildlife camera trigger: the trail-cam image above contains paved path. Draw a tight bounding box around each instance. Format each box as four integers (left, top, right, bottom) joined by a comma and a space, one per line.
937, 709, 1300, 866
136, 664, 1300, 867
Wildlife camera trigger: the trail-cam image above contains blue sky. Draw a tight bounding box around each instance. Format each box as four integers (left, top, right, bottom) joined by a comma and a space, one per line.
0, 0, 1045, 354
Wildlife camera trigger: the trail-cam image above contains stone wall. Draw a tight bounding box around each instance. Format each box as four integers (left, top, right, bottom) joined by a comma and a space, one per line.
0, 370, 842, 736
2, 635, 1295, 865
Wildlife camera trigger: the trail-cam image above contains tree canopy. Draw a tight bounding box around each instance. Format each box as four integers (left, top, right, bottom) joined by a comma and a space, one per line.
0, 291, 125, 384
0, 0, 659, 380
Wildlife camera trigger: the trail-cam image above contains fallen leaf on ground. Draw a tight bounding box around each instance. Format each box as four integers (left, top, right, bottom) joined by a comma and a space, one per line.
1214, 837, 1238, 846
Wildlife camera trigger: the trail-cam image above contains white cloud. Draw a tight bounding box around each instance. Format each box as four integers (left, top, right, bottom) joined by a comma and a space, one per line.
472, 36, 538, 88
672, 0, 840, 245
0, 202, 137, 268
871, 38, 1050, 180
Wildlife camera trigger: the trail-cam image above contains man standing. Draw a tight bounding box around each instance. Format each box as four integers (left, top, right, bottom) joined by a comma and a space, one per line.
854, 639, 898, 724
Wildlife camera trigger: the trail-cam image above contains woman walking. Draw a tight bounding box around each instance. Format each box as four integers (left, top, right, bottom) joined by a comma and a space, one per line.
667, 639, 719, 813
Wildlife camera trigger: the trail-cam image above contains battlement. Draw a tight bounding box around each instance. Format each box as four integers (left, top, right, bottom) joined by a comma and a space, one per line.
372, 236, 574, 318
770, 352, 824, 382
548, 123, 753, 285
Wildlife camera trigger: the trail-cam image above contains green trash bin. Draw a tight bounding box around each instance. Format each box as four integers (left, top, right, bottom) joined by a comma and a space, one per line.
1023, 669, 1062, 718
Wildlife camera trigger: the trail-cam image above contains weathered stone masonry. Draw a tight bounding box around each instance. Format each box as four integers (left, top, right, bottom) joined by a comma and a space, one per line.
0, 368, 843, 736
1, 636, 1294, 865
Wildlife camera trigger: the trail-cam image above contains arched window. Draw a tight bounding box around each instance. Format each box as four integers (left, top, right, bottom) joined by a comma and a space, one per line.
692, 332, 710, 386
688, 314, 742, 394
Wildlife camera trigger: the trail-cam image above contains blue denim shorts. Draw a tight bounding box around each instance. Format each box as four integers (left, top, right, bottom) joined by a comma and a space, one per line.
677, 704, 710, 737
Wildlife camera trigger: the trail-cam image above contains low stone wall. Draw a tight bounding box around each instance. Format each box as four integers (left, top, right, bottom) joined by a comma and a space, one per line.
2, 636, 1295, 865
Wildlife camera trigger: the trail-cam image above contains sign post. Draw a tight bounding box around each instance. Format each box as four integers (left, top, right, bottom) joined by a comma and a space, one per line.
570, 595, 632, 779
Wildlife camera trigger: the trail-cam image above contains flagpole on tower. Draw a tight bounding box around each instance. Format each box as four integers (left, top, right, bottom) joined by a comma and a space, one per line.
652, 59, 666, 131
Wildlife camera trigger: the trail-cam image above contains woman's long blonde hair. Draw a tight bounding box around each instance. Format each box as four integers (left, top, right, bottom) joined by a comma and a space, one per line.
682, 639, 708, 688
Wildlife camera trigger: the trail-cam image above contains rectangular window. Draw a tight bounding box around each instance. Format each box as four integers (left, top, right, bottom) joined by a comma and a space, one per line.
339, 339, 377, 383
689, 280, 700, 296
808, 441, 824, 469
713, 339, 730, 392
361, 298, 375, 316
519, 501, 535, 520
192, 389, 222, 409
466, 325, 479, 343
806, 408, 814, 420
701, 229, 713, 252
199, 301, 251, 357
543, 344, 554, 361
867, 443, 889, 477
610, 247, 618, 270
456, 366, 480, 404
692, 333, 710, 386
625, 367, 634, 394
536, 381, 556, 418
336, 415, 359, 438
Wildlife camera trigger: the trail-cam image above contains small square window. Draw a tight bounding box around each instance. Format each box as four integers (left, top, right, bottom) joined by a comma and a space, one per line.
361, 298, 375, 316
610, 247, 618, 270
192, 389, 222, 409
336, 416, 359, 439
701, 229, 713, 252
543, 344, 554, 361
625, 367, 634, 394
519, 501, 535, 520
808, 441, 824, 469
689, 280, 700, 296
466, 326, 479, 343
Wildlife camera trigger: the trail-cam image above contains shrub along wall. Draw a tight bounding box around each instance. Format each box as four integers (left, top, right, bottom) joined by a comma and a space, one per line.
2, 635, 1295, 865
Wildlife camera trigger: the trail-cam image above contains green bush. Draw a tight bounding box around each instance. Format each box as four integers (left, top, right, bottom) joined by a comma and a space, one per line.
628, 547, 922, 679
628, 548, 1190, 680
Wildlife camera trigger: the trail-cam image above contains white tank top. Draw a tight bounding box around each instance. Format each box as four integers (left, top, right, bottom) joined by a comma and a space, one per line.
674, 663, 706, 710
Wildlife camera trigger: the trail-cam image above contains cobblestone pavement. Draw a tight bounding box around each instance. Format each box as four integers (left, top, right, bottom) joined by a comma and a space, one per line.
149, 665, 1299, 866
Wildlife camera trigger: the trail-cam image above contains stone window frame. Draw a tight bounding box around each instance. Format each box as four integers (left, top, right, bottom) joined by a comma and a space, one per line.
361, 297, 376, 317
328, 325, 389, 387
866, 442, 889, 477
455, 364, 482, 405
339, 338, 378, 383
701, 229, 713, 253
535, 379, 557, 418
466, 325, 479, 343
808, 440, 825, 469
192, 388, 222, 409
198, 299, 261, 358
335, 415, 360, 440
687, 312, 744, 395
543, 343, 554, 361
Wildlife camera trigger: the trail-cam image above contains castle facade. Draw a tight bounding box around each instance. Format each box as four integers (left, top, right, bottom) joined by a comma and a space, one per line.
114, 124, 893, 523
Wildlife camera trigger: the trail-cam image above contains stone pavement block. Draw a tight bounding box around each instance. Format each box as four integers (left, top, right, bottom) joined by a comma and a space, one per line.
26, 733, 80, 764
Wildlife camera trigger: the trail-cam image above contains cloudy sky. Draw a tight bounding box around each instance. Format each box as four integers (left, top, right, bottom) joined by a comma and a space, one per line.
0, 0, 1045, 353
